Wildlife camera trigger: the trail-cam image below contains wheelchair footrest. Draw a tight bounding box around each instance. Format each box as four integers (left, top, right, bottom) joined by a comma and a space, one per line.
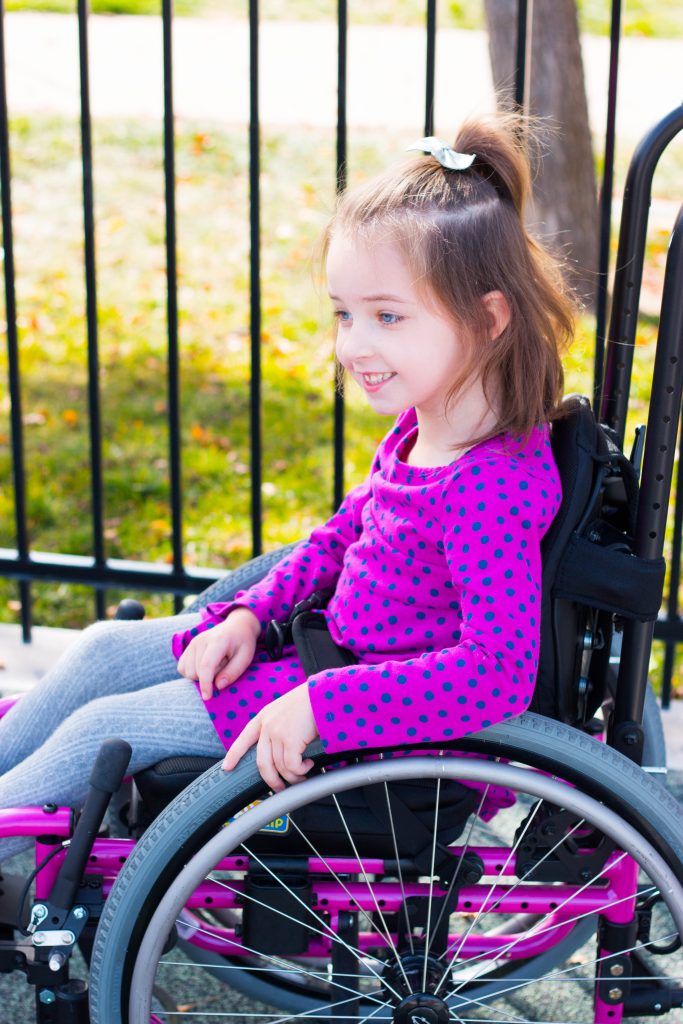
242, 862, 313, 955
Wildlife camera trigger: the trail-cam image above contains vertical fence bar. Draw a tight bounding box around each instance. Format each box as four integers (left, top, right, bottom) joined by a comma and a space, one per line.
514, 0, 529, 109
333, 0, 347, 511
593, 0, 621, 407
0, 0, 31, 639
78, 0, 106, 620
661, 419, 683, 708
162, 0, 184, 613
424, 0, 436, 136
249, 0, 262, 556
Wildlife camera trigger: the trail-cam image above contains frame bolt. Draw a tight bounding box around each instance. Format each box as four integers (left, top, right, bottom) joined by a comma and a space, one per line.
609, 964, 625, 977
608, 987, 623, 1001
49, 951, 68, 973
39, 990, 56, 1005
73, 906, 86, 920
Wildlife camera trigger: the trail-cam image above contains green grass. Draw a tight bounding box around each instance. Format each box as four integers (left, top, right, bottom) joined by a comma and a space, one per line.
4, 0, 683, 38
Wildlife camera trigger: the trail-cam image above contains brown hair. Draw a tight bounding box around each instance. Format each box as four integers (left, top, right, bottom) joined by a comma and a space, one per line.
324, 114, 575, 446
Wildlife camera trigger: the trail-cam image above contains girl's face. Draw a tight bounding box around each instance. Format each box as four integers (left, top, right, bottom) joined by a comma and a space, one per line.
327, 232, 468, 424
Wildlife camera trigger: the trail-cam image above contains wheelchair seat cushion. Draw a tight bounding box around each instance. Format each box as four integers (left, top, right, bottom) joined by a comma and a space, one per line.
134, 756, 219, 817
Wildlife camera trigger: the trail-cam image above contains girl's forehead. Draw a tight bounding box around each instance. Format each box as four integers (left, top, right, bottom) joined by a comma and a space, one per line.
326, 232, 414, 292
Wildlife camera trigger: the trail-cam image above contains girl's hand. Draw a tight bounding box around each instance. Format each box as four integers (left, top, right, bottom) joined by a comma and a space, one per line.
223, 683, 318, 791
178, 607, 261, 700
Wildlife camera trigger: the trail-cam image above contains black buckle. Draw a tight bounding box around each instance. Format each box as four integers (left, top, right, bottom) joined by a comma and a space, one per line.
265, 618, 289, 660
264, 587, 334, 661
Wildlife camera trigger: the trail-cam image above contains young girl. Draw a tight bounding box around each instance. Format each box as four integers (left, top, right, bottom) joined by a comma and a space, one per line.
0, 115, 572, 859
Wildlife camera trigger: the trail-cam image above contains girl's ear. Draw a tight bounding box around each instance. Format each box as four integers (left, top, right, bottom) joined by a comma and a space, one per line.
482, 290, 511, 341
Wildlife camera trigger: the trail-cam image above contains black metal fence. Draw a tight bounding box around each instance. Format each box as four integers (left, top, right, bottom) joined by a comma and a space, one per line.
0, 0, 681, 701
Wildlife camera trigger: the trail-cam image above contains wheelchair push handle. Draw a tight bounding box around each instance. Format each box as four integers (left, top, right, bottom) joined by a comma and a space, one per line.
49, 739, 132, 914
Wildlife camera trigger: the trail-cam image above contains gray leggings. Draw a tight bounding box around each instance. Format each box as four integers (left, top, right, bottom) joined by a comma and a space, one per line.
0, 614, 225, 861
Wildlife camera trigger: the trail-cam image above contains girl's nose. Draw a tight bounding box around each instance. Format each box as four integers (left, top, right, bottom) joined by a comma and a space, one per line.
337, 322, 373, 363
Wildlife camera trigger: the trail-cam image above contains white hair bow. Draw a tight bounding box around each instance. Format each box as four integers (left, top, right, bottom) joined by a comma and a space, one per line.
407, 136, 476, 171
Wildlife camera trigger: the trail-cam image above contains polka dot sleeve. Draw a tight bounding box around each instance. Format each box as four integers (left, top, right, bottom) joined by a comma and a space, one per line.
171, 477, 373, 659
307, 452, 560, 754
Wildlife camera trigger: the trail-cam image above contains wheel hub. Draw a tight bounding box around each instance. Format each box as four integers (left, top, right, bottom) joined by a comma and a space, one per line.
383, 952, 450, 1006
393, 993, 450, 1024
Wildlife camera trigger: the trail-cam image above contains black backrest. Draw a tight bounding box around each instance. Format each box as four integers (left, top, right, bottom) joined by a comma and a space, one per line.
533, 395, 665, 725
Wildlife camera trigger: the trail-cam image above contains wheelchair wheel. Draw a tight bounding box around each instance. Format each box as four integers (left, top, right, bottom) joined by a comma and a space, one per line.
184, 544, 300, 615
90, 713, 683, 1024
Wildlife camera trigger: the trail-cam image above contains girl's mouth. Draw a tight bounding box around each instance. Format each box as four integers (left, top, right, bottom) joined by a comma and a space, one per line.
361, 372, 396, 391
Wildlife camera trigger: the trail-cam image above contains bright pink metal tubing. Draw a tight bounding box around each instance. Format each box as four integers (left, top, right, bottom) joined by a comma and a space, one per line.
0, 806, 72, 837
0, 695, 19, 719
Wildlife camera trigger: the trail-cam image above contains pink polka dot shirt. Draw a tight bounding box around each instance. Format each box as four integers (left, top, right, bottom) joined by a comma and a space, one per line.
172, 408, 562, 766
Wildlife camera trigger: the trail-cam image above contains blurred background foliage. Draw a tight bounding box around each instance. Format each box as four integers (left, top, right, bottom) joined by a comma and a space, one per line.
0, 1, 681, 689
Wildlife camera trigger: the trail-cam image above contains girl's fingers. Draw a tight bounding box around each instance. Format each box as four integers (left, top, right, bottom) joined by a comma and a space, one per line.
271, 743, 304, 786
223, 716, 261, 771
255, 736, 284, 792
214, 642, 255, 691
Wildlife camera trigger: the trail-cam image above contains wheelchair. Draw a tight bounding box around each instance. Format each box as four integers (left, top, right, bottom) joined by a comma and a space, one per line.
0, 109, 682, 1023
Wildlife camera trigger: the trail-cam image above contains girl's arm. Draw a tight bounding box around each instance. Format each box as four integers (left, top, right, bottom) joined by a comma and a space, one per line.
171, 476, 373, 661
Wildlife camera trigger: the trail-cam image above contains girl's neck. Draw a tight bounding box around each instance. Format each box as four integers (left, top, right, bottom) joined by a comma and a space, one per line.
406, 386, 500, 468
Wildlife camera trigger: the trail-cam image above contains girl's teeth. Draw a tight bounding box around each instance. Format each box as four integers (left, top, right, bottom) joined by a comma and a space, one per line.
365, 373, 394, 384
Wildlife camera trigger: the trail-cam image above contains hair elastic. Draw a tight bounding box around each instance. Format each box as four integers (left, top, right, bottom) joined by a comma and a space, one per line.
407, 136, 476, 171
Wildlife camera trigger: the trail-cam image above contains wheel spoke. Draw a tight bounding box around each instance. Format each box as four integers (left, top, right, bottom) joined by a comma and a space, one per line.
327, 782, 413, 996
383, 774, 415, 957
238, 842, 403, 1001
445, 863, 648, 1001
422, 775, 442, 988
171, 917, 387, 1007
434, 800, 543, 988
449, 918, 678, 1015
425, 783, 493, 961
285, 811, 403, 954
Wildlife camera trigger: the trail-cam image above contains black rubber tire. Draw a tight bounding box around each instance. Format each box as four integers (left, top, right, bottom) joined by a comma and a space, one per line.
89, 712, 683, 1023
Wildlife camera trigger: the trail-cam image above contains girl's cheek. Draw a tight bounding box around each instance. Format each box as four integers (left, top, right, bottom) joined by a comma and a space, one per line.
335, 337, 348, 367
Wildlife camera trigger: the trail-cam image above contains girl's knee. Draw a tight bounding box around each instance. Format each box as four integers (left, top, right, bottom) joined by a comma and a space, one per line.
74, 617, 150, 667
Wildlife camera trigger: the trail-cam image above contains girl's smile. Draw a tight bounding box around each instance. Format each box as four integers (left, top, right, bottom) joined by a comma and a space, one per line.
361, 371, 397, 391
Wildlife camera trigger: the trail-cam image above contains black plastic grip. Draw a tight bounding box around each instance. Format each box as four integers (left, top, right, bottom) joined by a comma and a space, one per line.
49, 740, 132, 913
88, 738, 133, 794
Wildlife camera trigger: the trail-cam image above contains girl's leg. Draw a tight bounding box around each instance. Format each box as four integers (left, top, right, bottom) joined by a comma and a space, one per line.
0, 614, 201, 775
0, 677, 225, 862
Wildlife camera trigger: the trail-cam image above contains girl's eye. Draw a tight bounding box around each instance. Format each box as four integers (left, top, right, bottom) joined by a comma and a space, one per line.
334, 310, 351, 323
379, 312, 402, 325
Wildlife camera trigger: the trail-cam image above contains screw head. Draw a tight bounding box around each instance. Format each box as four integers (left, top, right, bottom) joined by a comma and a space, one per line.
73, 907, 86, 920
609, 963, 624, 977
39, 990, 56, 1005
608, 987, 623, 1001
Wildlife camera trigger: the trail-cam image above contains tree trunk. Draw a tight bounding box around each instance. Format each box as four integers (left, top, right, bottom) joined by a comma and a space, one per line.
484, 0, 598, 308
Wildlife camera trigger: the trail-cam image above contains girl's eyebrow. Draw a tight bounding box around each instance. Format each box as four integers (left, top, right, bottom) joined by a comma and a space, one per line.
328, 292, 410, 304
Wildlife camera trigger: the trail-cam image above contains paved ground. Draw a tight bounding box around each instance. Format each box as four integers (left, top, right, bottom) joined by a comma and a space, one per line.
3, 13, 683, 141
